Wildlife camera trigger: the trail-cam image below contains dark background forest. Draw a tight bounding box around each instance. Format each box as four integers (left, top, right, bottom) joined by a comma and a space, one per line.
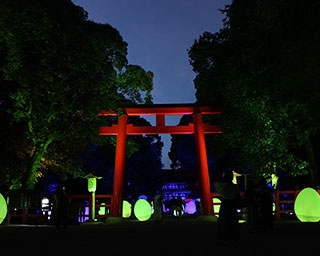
1, 0, 320, 200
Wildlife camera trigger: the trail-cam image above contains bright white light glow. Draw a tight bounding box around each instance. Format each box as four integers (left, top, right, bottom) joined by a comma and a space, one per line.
0, 193, 7, 224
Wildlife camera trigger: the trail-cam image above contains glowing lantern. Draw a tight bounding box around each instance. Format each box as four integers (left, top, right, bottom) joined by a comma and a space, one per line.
0, 193, 7, 224
134, 199, 152, 221
294, 187, 320, 222
84, 173, 102, 221
87, 178, 97, 193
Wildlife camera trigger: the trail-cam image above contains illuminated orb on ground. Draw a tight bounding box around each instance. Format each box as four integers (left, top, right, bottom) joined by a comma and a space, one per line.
184, 199, 197, 214
134, 199, 152, 221
98, 203, 106, 215
0, 193, 7, 224
138, 194, 148, 200
294, 187, 320, 222
213, 197, 221, 217
122, 200, 132, 218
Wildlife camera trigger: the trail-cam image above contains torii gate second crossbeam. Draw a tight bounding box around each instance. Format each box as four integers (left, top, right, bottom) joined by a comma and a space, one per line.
98, 104, 222, 217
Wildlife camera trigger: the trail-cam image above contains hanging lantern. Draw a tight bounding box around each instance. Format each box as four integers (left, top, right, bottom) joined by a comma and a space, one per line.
84, 173, 102, 221
84, 173, 102, 193
88, 177, 97, 193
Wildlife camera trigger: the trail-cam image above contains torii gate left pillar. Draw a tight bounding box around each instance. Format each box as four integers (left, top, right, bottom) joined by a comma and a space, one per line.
99, 104, 222, 217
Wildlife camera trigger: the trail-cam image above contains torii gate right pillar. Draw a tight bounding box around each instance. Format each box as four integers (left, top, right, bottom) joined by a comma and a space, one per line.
193, 111, 214, 216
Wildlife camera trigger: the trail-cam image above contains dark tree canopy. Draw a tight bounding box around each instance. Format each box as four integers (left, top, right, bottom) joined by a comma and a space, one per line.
0, 0, 154, 190
185, 0, 320, 187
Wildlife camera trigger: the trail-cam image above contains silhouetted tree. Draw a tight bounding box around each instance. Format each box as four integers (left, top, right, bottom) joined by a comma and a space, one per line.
188, 0, 320, 186
0, 0, 153, 190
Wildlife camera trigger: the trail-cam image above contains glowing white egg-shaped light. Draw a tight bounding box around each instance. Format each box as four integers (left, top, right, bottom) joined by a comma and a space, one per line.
122, 200, 132, 218
213, 197, 221, 217
134, 199, 152, 221
138, 194, 148, 200
184, 199, 197, 214
0, 193, 8, 224
294, 187, 320, 222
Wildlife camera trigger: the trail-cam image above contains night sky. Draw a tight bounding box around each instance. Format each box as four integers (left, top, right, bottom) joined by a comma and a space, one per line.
71, 0, 231, 168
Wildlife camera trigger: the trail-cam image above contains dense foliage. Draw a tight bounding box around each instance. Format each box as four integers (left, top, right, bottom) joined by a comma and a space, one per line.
186, 0, 320, 188
0, 0, 155, 191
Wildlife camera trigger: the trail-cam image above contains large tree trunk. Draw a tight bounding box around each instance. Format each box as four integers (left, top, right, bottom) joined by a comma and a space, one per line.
22, 139, 53, 190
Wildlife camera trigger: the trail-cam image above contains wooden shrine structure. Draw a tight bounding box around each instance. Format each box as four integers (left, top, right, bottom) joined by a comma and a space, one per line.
98, 104, 222, 217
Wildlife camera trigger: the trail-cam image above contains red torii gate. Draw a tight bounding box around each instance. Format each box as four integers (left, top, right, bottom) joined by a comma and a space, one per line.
98, 104, 222, 217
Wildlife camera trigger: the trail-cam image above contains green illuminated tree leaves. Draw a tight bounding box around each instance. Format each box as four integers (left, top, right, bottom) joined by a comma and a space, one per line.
0, 0, 153, 189
188, 0, 320, 186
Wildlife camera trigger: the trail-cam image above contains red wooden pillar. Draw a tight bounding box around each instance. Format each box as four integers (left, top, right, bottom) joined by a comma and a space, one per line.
193, 112, 214, 216
110, 114, 128, 217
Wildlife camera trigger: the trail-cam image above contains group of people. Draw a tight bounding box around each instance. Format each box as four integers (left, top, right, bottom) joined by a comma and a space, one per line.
170, 196, 184, 217
245, 179, 274, 233
52, 173, 273, 239
214, 169, 240, 247
214, 169, 274, 247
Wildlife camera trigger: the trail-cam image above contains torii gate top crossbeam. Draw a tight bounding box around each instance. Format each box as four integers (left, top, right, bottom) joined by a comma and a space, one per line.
99, 104, 222, 135
99, 104, 222, 116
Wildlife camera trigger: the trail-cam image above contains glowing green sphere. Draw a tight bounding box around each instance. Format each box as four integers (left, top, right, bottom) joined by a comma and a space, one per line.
0, 193, 7, 224
98, 203, 106, 215
122, 200, 132, 218
213, 197, 221, 217
294, 187, 320, 222
134, 199, 152, 221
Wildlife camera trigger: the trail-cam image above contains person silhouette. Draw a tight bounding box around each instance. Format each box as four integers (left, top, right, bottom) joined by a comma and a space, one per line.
245, 180, 261, 233
54, 185, 69, 230
172, 196, 183, 217
259, 180, 274, 232
214, 169, 240, 247
152, 191, 164, 222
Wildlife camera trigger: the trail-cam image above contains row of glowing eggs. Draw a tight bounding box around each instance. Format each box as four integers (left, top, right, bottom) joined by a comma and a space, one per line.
0, 187, 319, 224
116, 187, 320, 222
